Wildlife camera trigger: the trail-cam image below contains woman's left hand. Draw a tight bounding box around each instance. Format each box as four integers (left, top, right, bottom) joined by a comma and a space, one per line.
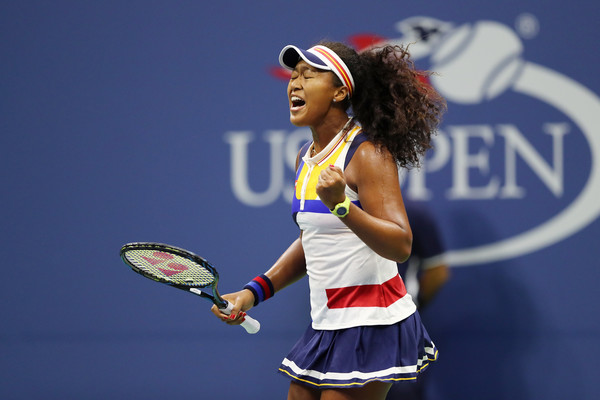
316, 164, 347, 209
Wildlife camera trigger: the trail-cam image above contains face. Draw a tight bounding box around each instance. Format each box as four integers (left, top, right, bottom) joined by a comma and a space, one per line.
287, 60, 339, 127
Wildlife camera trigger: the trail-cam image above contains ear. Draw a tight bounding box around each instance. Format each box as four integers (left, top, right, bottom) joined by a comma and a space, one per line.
333, 86, 349, 103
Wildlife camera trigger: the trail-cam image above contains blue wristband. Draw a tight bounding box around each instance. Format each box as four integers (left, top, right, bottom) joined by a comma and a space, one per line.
243, 274, 274, 306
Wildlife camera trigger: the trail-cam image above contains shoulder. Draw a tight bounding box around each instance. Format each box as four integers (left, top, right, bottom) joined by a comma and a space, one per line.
346, 139, 398, 189
353, 140, 396, 170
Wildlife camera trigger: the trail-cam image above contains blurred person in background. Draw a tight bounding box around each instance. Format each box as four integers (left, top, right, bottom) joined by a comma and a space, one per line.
387, 200, 450, 400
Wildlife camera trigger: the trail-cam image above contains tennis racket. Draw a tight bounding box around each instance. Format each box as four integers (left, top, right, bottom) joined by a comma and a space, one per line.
120, 242, 260, 334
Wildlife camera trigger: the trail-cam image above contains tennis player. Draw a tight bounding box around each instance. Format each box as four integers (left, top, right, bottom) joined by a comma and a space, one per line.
212, 41, 446, 400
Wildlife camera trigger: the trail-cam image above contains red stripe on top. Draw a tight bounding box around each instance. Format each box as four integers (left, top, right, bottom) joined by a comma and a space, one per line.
326, 274, 407, 309
255, 276, 273, 299
316, 123, 355, 165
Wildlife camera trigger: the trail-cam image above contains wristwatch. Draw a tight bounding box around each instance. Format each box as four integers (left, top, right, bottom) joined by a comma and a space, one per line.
330, 196, 351, 218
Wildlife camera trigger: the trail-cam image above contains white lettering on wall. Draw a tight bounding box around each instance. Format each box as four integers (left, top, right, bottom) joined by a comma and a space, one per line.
446, 125, 500, 199
224, 130, 285, 207
226, 123, 568, 206
498, 122, 569, 198
225, 129, 310, 207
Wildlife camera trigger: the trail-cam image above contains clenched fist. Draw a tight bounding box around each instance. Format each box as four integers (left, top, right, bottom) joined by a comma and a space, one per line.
316, 164, 347, 210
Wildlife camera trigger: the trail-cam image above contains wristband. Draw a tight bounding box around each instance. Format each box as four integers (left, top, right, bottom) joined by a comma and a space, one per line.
243, 274, 275, 306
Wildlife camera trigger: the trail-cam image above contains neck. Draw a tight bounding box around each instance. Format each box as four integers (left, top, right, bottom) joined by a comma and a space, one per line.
310, 113, 352, 153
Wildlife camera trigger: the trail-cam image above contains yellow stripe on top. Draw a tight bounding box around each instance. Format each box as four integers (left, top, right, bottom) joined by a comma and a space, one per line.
295, 123, 361, 204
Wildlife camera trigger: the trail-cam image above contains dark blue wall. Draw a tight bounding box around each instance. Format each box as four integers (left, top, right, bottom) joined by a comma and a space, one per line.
2, 1, 599, 399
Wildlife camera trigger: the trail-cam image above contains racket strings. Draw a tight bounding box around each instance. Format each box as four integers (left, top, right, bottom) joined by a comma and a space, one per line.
125, 249, 215, 286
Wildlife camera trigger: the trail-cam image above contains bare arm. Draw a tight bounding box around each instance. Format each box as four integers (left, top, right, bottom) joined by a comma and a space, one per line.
212, 150, 308, 325
265, 147, 308, 291
418, 264, 450, 309
211, 236, 306, 324
264, 235, 306, 292
316, 142, 412, 263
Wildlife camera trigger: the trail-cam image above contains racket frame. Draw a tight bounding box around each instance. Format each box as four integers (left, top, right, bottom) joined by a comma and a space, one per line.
120, 242, 260, 334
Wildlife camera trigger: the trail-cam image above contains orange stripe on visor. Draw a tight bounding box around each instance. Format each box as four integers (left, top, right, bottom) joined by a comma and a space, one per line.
309, 45, 355, 98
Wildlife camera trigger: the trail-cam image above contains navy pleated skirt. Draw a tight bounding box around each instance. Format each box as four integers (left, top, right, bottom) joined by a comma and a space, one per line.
278, 312, 437, 389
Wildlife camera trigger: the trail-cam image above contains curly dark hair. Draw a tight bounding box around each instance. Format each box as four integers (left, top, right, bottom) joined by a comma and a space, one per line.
319, 41, 447, 168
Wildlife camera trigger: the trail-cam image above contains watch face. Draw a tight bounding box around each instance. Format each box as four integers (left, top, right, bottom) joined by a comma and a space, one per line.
336, 207, 347, 215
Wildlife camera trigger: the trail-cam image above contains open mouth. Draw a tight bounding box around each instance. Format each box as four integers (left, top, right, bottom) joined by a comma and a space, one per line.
290, 95, 306, 110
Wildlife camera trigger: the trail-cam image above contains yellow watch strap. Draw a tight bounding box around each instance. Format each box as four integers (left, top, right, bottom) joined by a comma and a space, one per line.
330, 196, 351, 218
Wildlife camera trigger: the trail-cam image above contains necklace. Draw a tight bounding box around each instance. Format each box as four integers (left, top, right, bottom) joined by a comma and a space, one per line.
310, 117, 354, 157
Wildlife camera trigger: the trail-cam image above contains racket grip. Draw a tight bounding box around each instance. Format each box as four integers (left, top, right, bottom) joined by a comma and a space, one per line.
240, 315, 260, 334
221, 301, 261, 334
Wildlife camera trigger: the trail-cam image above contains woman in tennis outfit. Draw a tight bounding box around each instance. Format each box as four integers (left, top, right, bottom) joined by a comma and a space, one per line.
212, 41, 446, 400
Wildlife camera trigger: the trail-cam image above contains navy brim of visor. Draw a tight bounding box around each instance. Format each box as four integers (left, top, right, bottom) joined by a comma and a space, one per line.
279, 45, 330, 71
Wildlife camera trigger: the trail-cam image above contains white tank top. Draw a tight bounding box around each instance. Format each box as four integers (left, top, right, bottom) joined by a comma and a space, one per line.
292, 119, 416, 330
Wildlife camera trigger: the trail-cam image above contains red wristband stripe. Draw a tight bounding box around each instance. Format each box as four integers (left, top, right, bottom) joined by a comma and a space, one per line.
255, 275, 274, 300
243, 274, 274, 306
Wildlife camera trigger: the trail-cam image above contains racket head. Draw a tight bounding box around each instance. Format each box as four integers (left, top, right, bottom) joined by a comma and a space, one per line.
120, 242, 219, 290
121, 242, 260, 334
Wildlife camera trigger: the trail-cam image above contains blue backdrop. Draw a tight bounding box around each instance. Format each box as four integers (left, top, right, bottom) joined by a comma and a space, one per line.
2, 1, 599, 399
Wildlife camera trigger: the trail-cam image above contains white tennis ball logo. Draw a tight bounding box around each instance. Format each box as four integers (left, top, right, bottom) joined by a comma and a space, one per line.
429, 21, 524, 104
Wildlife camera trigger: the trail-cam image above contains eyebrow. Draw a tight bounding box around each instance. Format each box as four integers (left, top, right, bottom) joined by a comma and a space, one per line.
293, 62, 320, 73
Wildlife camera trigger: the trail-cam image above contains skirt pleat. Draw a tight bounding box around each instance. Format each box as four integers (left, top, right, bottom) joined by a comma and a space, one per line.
278, 312, 437, 388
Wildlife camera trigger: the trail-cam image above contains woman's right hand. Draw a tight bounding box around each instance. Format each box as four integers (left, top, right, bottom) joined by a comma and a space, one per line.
210, 289, 255, 326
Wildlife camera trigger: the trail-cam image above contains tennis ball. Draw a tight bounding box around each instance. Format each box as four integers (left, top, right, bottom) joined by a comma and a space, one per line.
429, 21, 524, 104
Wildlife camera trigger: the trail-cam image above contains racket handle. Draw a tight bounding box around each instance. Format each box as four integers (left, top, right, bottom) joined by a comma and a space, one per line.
240, 315, 260, 334
221, 301, 261, 334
